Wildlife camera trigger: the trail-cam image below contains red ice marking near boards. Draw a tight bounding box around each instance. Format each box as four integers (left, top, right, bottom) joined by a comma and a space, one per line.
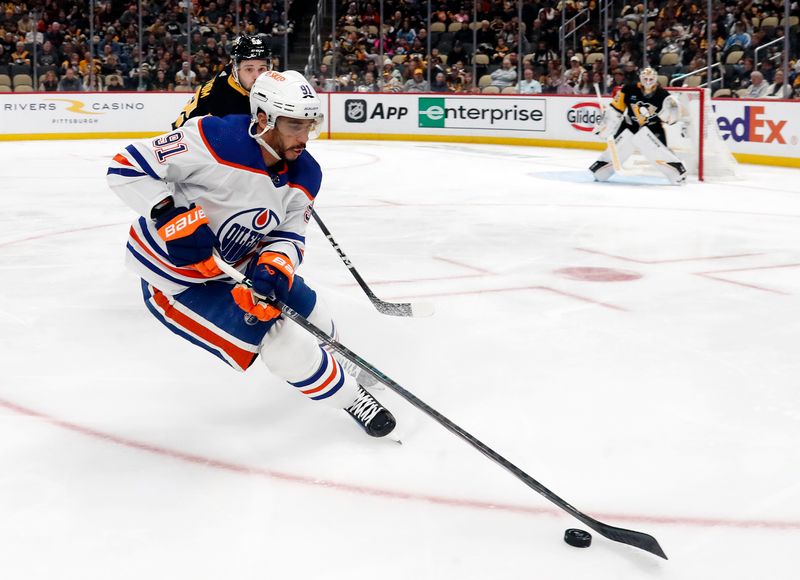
1, 397, 799, 533
575, 248, 764, 265
0, 222, 129, 249
555, 267, 643, 282
695, 262, 800, 295
385, 285, 629, 312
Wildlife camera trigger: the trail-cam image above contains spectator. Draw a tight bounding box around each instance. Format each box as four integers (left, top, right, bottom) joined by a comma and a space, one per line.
765, 69, 792, 99
448, 41, 469, 70
311, 63, 335, 92
565, 56, 586, 84
40, 70, 59, 91
476, 20, 497, 47
577, 70, 595, 95
517, 68, 543, 94
129, 62, 153, 90
174, 61, 197, 91
726, 56, 755, 89
0, 44, 7, 68
744, 71, 770, 98
609, 68, 625, 92
532, 40, 557, 68
57, 67, 83, 91
151, 69, 173, 91
490, 57, 517, 89
404, 67, 429, 92
590, 71, 605, 94
382, 58, 402, 82
83, 72, 103, 91
37, 41, 59, 67
11, 41, 30, 66
430, 71, 449, 93
724, 22, 751, 52
492, 36, 511, 65
105, 74, 126, 92
356, 71, 379, 92
45, 21, 66, 48
379, 69, 403, 92
557, 69, 577, 94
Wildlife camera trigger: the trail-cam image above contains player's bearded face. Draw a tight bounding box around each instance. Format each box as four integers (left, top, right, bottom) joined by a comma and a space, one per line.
270, 118, 315, 160
238, 61, 269, 91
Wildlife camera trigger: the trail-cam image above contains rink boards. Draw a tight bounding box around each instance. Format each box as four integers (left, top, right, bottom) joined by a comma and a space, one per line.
0, 91, 797, 167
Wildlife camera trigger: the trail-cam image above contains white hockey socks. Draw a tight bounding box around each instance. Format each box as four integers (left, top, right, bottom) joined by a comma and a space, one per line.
306, 297, 379, 387
260, 319, 359, 408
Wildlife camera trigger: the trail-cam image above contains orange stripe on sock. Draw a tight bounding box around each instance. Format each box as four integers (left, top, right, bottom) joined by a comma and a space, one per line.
150, 287, 255, 370
114, 153, 133, 166
301, 357, 339, 395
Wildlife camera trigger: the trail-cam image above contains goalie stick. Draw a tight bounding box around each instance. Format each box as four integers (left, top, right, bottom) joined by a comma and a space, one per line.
212, 252, 668, 560
311, 208, 434, 317
594, 83, 623, 172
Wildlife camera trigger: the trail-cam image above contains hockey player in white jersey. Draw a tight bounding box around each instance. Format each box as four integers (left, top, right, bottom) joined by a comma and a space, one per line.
590, 67, 688, 185
106, 70, 396, 438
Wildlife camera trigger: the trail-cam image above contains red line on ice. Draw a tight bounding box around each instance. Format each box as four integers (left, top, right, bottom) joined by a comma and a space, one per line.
1, 397, 798, 532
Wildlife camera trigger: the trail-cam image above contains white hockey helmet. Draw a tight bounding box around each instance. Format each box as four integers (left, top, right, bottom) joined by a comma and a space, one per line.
640, 67, 658, 91
248, 70, 324, 141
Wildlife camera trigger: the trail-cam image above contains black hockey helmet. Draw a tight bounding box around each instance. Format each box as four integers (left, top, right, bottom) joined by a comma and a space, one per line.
232, 34, 270, 65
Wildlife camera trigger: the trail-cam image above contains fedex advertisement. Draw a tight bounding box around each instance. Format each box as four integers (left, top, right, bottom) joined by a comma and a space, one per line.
713, 99, 799, 159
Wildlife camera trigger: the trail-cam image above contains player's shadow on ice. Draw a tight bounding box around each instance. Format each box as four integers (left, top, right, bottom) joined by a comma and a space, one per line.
531, 170, 672, 186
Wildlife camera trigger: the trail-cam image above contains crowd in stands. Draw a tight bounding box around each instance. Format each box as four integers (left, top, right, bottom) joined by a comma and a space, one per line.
0, 0, 292, 92
308, 0, 800, 98
0, 1, 798, 99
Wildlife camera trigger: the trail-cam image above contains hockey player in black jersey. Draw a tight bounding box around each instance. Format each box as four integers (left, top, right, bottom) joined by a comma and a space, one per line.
172, 34, 271, 129
589, 67, 688, 185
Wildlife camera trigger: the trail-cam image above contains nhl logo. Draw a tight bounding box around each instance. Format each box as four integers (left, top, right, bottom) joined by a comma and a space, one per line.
344, 99, 367, 123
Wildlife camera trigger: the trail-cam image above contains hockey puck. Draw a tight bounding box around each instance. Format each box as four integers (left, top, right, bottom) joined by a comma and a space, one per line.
564, 528, 592, 548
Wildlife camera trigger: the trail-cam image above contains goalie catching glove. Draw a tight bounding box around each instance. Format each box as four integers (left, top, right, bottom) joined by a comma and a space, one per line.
231, 252, 295, 322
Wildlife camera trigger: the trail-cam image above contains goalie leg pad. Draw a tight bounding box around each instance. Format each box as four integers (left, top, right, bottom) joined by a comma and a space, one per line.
633, 127, 687, 185
260, 319, 359, 407
590, 129, 636, 179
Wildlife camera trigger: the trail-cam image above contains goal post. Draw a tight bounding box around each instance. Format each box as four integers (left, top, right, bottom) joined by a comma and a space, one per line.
664, 87, 738, 181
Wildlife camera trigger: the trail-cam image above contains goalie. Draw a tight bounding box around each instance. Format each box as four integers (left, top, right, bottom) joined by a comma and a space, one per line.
590, 68, 688, 185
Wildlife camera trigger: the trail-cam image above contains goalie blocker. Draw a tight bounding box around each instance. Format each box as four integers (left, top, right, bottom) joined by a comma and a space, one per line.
591, 68, 687, 185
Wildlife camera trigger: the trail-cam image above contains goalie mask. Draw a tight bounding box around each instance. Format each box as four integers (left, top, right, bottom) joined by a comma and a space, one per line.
249, 70, 324, 152
640, 67, 658, 91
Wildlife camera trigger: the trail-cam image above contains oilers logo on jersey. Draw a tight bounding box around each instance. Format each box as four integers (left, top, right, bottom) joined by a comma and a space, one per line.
219, 208, 280, 263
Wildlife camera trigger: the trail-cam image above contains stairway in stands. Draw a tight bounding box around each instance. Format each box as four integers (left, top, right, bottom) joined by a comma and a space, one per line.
285, 0, 319, 72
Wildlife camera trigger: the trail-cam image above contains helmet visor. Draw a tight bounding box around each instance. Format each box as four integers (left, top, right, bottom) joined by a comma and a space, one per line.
276, 116, 324, 140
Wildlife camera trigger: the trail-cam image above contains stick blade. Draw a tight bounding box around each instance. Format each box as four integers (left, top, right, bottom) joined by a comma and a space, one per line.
373, 300, 435, 318
590, 521, 668, 559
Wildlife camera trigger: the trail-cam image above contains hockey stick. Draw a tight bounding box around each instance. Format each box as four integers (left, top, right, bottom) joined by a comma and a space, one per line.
212, 253, 668, 560
594, 83, 623, 172
310, 208, 434, 317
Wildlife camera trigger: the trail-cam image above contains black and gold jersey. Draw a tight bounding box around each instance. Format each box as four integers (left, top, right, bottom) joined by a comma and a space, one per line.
610, 82, 671, 128
171, 64, 250, 129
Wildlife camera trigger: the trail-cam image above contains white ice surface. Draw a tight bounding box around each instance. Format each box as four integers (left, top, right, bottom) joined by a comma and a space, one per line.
0, 138, 799, 579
